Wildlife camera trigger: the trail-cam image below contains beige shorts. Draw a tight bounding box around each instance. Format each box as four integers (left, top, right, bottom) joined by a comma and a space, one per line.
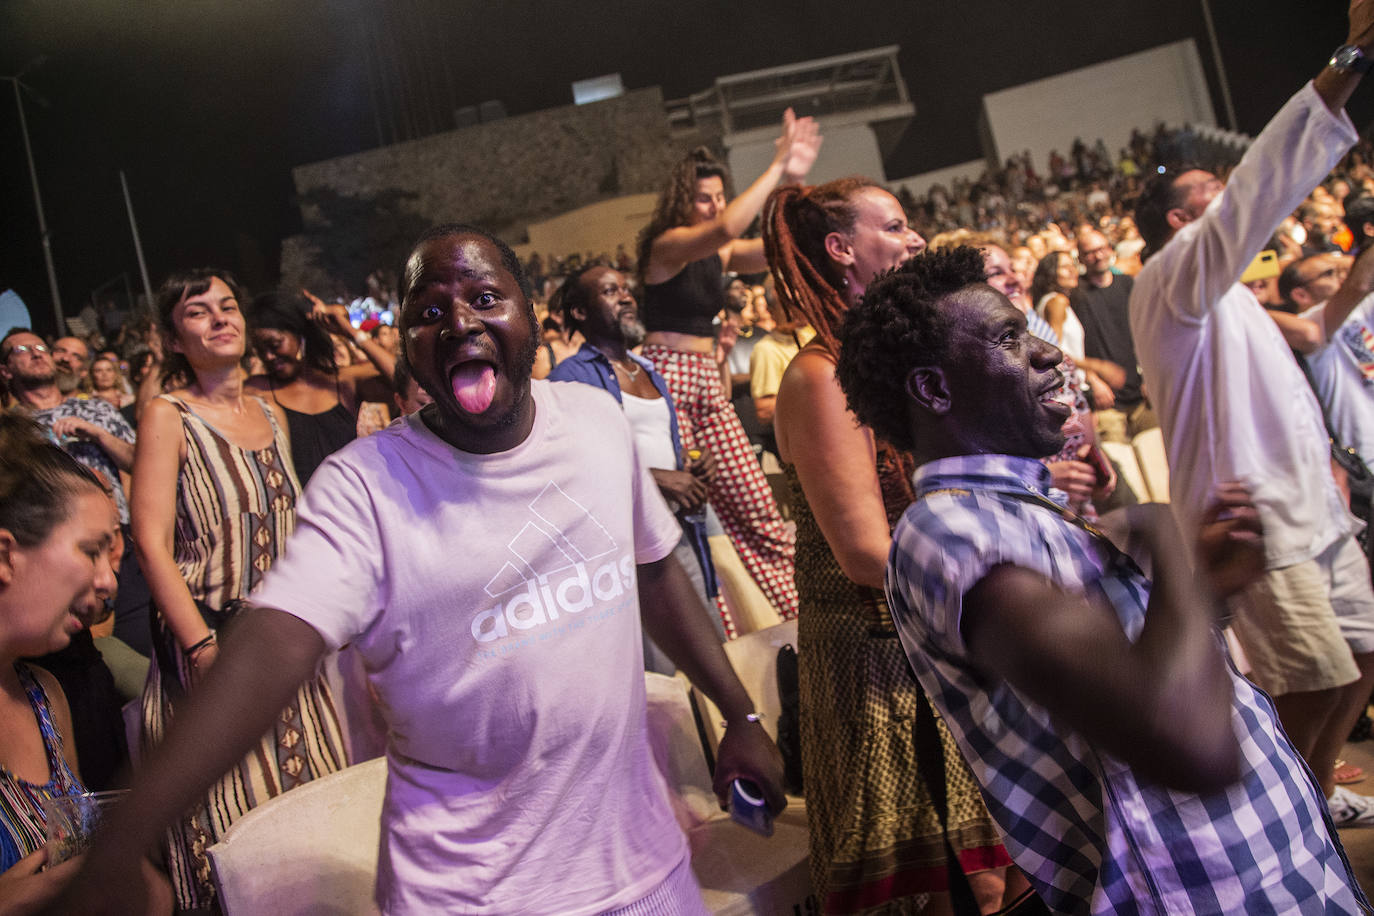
1231, 535, 1374, 696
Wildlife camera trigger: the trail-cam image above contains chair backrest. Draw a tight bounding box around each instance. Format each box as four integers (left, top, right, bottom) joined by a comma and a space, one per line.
206, 757, 387, 916
644, 672, 720, 830
692, 618, 798, 756
1133, 427, 1171, 503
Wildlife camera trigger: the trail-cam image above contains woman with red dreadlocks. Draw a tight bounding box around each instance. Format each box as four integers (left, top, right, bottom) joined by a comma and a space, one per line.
763, 178, 1023, 914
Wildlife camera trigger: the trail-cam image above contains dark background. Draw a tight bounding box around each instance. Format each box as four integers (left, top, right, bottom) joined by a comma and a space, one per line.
0, 0, 1363, 336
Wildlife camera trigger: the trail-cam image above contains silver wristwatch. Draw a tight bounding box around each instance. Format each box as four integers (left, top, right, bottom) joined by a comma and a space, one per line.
1330, 44, 1374, 73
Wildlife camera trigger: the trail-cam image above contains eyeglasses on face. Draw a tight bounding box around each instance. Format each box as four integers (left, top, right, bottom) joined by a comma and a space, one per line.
5, 343, 50, 359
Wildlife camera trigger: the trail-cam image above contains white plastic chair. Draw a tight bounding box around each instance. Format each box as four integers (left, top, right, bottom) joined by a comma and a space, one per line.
645, 672, 814, 914
206, 757, 386, 915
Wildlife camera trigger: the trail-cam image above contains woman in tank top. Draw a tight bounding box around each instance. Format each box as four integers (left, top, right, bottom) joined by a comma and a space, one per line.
246, 290, 396, 485
132, 270, 347, 912
633, 111, 821, 626
1029, 249, 1126, 415
0, 414, 171, 910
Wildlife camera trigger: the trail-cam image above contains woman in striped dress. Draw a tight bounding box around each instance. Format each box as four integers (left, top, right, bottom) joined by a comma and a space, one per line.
132, 269, 347, 912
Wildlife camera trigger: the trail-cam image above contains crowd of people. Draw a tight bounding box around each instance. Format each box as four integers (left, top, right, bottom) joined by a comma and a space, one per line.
7, 4, 1374, 913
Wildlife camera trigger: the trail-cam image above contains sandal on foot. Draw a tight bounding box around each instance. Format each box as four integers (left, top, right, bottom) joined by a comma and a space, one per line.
1335, 759, 1365, 785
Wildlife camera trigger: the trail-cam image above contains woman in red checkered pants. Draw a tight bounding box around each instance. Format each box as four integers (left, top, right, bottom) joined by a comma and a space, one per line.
633, 111, 821, 624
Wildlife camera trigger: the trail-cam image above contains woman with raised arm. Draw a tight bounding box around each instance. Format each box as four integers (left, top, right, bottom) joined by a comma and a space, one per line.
245, 290, 395, 485
764, 179, 1020, 914
0, 415, 171, 913
636, 110, 820, 627
132, 269, 346, 912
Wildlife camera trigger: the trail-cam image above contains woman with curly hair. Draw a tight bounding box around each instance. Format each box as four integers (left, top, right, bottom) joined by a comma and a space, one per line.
636, 111, 820, 627
764, 179, 1021, 913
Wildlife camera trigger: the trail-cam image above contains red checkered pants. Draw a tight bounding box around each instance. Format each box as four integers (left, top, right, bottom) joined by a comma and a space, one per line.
643, 345, 798, 622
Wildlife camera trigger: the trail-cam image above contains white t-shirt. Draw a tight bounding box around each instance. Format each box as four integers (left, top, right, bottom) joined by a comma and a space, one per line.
1304, 293, 1374, 475
253, 379, 687, 915
620, 391, 678, 473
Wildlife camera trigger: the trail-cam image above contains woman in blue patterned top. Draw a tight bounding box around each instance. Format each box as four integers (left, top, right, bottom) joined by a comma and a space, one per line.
0, 414, 171, 911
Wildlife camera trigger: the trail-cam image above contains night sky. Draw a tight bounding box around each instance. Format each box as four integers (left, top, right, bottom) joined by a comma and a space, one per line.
1, 0, 1363, 337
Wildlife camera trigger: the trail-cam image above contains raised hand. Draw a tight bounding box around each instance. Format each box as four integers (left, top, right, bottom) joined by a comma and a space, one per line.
778, 109, 822, 184
1352, 0, 1374, 51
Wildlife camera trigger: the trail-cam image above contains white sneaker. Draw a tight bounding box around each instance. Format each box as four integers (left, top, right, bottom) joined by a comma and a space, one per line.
1328, 785, 1374, 827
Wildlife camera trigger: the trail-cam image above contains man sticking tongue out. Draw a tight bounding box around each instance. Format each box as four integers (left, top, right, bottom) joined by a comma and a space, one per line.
453, 362, 496, 414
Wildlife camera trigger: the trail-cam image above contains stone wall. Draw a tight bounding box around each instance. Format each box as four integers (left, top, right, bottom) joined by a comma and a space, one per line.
290, 86, 716, 244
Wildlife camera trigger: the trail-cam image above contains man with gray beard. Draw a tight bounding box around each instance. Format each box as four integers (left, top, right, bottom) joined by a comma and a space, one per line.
550, 265, 726, 664
51, 334, 92, 394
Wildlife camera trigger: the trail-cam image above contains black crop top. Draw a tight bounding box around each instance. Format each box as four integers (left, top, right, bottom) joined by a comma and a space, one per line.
641, 253, 726, 337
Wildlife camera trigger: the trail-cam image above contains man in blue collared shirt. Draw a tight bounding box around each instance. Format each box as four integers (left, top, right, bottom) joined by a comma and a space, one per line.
549, 266, 725, 656
835, 246, 1366, 913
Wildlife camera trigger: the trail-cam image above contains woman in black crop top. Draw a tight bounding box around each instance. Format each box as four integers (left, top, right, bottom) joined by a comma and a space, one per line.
631, 110, 821, 626
245, 291, 397, 484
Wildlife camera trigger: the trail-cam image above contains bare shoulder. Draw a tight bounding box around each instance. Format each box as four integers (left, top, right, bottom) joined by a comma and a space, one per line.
778, 345, 844, 416
137, 394, 183, 431
779, 345, 837, 392
249, 393, 291, 431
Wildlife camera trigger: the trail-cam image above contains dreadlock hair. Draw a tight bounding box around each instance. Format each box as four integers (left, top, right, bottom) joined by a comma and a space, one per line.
836, 246, 988, 453
0, 413, 106, 548
550, 266, 598, 336
762, 177, 882, 359
250, 290, 339, 376
155, 268, 247, 388
636, 147, 729, 281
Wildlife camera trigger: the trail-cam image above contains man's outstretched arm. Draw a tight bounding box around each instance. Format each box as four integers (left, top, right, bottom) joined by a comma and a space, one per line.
50, 606, 326, 914
1314, 0, 1374, 113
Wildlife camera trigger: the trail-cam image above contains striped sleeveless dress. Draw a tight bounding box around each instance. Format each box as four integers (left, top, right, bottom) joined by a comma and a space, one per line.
0, 663, 83, 871
140, 395, 347, 911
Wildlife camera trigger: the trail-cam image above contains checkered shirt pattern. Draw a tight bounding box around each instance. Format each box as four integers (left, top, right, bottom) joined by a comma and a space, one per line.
641, 344, 798, 622
886, 454, 1368, 915
1026, 308, 1058, 347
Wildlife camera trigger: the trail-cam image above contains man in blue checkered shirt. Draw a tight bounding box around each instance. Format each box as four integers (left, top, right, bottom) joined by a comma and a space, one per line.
835, 246, 1368, 913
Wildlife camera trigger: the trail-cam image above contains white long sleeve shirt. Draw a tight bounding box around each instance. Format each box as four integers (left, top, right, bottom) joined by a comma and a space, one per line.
1131, 81, 1357, 569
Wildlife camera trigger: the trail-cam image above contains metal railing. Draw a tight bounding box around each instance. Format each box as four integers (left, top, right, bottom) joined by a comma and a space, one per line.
665, 45, 910, 136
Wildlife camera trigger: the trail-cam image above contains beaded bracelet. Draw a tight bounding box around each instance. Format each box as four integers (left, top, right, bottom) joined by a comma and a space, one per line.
719, 711, 765, 729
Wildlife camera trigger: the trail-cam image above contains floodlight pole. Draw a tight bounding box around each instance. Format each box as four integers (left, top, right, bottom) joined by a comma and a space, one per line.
120, 170, 155, 313
6, 74, 64, 332
1199, 0, 1238, 131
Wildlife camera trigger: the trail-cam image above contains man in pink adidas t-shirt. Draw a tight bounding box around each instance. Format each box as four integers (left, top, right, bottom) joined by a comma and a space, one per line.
62, 226, 786, 915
